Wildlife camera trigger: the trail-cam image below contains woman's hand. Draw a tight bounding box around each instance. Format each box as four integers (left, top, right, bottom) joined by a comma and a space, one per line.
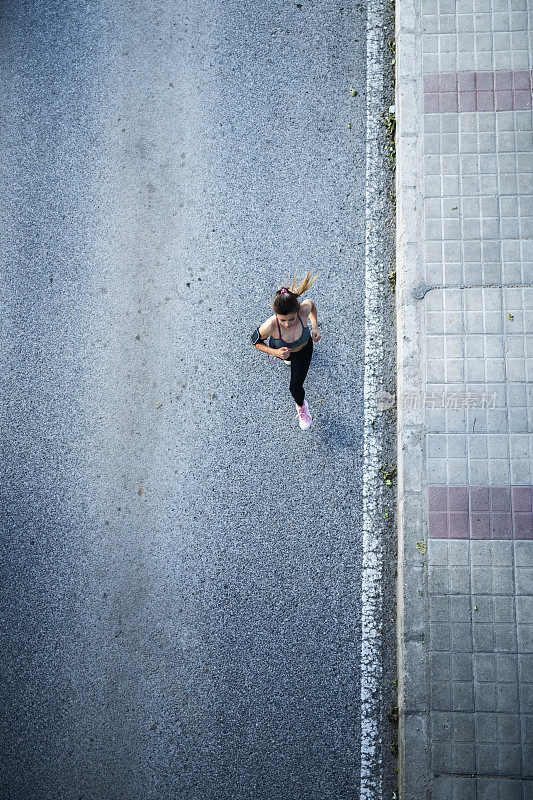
277, 346, 291, 360
312, 326, 321, 342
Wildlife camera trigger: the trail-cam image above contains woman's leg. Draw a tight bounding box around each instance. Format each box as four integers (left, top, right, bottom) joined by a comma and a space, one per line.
289, 338, 313, 406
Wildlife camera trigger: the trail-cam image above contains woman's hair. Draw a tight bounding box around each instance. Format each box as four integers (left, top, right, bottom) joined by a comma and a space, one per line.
272, 269, 319, 315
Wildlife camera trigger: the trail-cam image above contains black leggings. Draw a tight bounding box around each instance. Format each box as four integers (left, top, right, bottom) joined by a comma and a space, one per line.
288, 337, 313, 406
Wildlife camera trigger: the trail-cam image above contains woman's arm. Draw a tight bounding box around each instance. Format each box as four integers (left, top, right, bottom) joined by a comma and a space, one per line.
308, 300, 318, 330
304, 299, 321, 342
251, 318, 278, 356
302, 299, 319, 330
253, 341, 279, 356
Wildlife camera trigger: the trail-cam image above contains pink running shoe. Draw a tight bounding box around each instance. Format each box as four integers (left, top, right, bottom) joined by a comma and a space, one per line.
295, 400, 312, 430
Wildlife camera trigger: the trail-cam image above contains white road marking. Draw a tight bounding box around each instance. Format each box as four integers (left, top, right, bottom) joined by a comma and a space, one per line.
360, 0, 387, 796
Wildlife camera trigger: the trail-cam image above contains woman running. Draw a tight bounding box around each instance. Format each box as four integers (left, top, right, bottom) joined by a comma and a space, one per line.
250, 270, 321, 430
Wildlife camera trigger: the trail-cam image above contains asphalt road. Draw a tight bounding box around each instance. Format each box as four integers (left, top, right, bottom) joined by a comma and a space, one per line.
0, 1, 391, 798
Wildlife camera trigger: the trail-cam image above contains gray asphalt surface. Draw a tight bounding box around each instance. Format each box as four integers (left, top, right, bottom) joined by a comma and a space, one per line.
0, 1, 389, 798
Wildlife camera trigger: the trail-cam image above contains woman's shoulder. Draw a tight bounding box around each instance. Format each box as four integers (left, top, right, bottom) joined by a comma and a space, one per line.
298, 299, 312, 320
258, 315, 276, 339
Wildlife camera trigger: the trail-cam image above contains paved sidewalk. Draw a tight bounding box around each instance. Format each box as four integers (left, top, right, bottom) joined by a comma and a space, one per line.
396, 0, 533, 796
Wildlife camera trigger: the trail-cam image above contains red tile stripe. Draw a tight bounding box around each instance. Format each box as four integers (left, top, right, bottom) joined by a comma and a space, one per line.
423, 71, 533, 113
428, 486, 533, 539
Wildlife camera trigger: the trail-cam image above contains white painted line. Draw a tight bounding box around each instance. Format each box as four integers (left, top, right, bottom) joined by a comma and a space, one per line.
360, 0, 387, 796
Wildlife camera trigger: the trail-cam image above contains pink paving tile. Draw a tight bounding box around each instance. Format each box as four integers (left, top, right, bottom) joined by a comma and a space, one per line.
495, 90, 514, 111
427, 486, 533, 540
425, 92, 440, 113
490, 486, 511, 512
470, 487, 490, 511
512, 486, 533, 512
513, 513, 533, 539
423, 72, 533, 116
448, 486, 469, 512
440, 72, 458, 92
513, 71, 531, 90
514, 90, 532, 110
424, 74, 440, 93
494, 71, 513, 90
440, 92, 458, 112
459, 92, 476, 112
428, 486, 448, 512
449, 512, 470, 538
476, 91, 495, 111
490, 513, 512, 540
476, 72, 494, 91
429, 513, 449, 538
458, 72, 476, 92
470, 512, 491, 539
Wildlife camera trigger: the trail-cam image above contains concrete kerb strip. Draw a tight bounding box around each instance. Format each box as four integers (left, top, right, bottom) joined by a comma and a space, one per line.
395, 0, 431, 796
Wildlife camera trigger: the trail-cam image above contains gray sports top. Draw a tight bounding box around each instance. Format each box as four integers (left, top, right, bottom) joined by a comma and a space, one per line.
269, 311, 311, 350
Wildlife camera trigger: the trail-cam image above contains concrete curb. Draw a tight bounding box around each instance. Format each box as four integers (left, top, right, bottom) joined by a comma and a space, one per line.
395, 0, 431, 795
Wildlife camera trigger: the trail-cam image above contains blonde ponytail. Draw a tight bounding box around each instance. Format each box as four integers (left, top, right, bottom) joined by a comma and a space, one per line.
282, 268, 319, 297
